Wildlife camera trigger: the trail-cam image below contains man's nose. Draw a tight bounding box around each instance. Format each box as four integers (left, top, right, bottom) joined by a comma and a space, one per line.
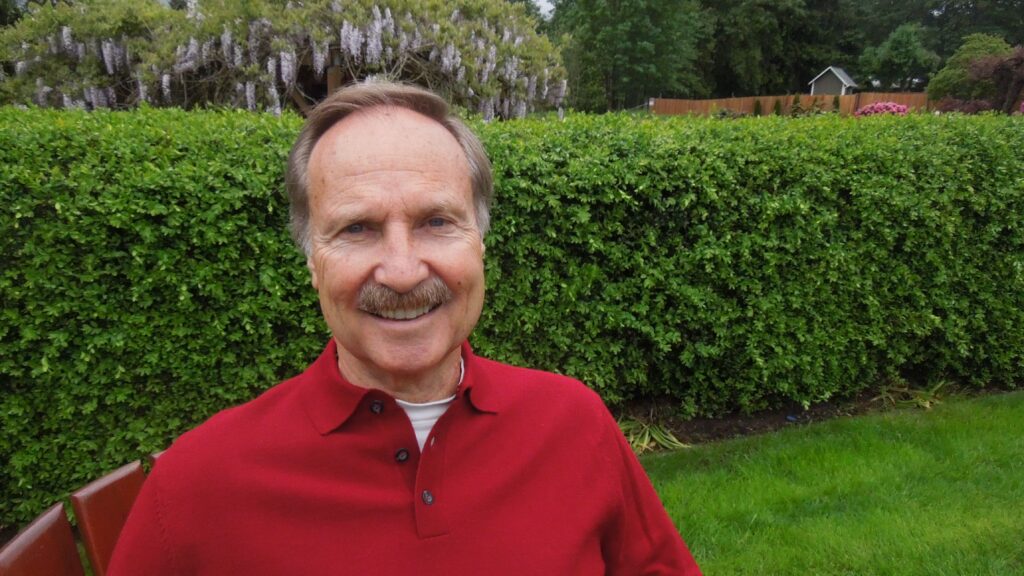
373, 227, 429, 293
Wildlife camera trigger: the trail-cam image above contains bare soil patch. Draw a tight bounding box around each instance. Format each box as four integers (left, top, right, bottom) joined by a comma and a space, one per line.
621, 385, 1016, 446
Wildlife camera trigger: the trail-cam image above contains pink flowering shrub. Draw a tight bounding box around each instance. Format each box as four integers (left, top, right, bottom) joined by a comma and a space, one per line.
855, 101, 909, 117
1019, 100, 1024, 114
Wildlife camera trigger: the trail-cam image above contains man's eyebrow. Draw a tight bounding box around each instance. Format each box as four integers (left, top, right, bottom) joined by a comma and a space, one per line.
421, 196, 469, 215
318, 193, 470, 226
316, 203, 377, 234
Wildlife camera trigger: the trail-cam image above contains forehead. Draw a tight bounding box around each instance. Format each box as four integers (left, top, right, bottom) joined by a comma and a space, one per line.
308, 106, 469, 183
305, 106, 474, 225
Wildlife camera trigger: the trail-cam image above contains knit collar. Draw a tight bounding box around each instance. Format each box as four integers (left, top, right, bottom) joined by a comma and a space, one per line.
300, 339, 500, 436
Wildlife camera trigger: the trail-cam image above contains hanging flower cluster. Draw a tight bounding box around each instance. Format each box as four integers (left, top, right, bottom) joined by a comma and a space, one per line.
1, 0, 567, 119
10, 22, 135, 109
854, 101, 909, 117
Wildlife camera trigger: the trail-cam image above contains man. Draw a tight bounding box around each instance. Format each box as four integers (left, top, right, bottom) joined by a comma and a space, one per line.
109, 82, 701, 575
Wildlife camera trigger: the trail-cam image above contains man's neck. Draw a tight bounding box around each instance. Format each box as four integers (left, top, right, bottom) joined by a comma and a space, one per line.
335, 347, 462, 403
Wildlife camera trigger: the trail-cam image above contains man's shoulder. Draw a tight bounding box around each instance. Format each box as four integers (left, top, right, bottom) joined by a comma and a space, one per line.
467, 354, 625, 469
470, 353, 609, 415
156, 373, 308, 473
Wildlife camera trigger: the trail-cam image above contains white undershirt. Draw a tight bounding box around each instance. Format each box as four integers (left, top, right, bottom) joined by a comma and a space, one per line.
394, 358, 464, 451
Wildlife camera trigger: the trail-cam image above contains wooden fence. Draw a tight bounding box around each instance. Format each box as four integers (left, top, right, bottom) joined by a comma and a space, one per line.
651, 92, 930, 117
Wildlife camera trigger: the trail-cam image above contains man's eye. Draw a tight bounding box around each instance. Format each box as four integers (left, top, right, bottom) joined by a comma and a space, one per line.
427, 217, 447, 228
343, 223, 365, 234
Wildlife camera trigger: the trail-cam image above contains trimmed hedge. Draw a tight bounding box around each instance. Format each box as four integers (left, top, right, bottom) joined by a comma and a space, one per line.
481, 112, 1024, 411
2, 108, 1023, 529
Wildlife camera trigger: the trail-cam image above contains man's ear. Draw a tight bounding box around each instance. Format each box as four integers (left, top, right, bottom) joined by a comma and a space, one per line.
307, 256, 319, 290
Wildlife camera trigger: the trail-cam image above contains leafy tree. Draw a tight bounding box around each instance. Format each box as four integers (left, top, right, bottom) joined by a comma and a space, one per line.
859, 23, 940, 91
548, 0, 1024, 103
928, 33, 1012, 101
551, 0, 712, 111
0, 0, 567, 118
848, 0, 1024, 62
805, 0, 1024, 70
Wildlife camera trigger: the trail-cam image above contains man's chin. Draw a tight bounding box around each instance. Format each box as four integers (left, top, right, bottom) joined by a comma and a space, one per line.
340, 337, 459, 377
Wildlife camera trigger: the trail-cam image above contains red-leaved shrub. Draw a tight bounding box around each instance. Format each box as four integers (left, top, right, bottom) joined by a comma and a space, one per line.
934, 97, 997, 114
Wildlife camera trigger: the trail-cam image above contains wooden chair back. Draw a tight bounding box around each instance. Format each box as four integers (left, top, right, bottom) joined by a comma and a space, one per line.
70, 461, 145, 576
0, 503, 85, 576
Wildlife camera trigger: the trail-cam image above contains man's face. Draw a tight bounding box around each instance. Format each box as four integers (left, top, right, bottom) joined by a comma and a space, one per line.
305, 106, 485, 385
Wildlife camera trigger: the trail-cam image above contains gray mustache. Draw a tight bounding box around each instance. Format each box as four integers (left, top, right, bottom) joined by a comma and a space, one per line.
357, 276, 453, 315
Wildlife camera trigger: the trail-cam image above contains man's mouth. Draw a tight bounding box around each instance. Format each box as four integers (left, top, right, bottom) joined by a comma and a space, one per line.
372, 302, 442, 321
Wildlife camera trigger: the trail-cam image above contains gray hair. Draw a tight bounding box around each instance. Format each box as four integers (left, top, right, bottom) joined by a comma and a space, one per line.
285, 81, 493, 256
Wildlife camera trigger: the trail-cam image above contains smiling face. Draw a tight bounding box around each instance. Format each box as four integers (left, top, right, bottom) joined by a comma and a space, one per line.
305, 106, 485, 393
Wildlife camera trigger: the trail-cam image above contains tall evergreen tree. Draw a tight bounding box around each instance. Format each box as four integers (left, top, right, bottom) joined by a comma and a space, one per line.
928, 1, 1024, 60
705, 0, 834, 96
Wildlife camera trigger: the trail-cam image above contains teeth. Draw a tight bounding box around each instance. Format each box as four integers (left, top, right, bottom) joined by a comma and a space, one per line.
378, 305, 432, 320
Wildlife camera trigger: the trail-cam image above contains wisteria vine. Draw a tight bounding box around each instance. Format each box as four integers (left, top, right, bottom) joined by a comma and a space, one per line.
2, 0, 567, 119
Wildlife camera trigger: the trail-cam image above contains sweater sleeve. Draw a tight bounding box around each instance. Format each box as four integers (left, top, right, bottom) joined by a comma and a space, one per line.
601, 412, 702, 576
107, 465, 183, 576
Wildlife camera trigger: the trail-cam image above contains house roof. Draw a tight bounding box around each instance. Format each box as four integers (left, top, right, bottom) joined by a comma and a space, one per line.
808, 66, 858, 88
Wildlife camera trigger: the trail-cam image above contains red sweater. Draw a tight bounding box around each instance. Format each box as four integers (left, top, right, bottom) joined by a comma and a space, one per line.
109, 341, 701, 575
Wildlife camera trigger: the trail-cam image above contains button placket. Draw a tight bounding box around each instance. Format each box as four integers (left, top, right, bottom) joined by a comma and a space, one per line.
413, 415, 451, 538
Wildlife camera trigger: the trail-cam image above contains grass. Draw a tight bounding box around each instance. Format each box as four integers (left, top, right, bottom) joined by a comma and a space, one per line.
644, 391, 1024, 575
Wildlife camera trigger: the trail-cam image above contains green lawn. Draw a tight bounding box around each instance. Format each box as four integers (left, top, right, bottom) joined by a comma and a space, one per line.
645, 391, 1024, 575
